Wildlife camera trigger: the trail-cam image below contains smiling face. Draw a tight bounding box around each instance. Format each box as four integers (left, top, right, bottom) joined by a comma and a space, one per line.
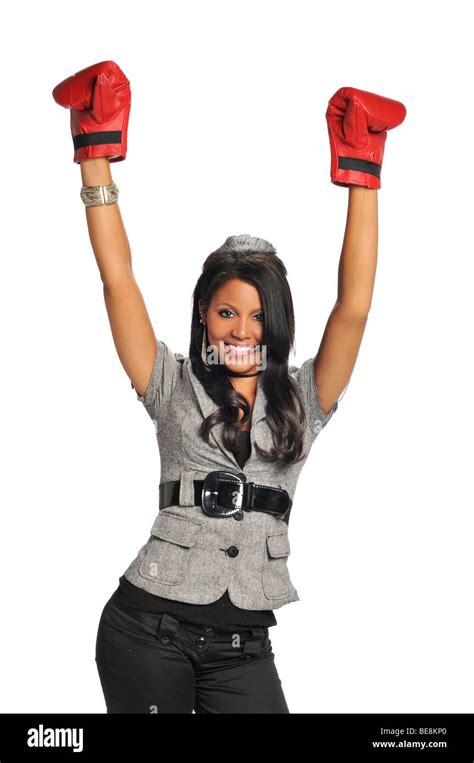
199, 278, 266, 373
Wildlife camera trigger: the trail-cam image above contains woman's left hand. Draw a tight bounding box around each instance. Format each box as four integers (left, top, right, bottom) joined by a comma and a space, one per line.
326, 86, 407, 189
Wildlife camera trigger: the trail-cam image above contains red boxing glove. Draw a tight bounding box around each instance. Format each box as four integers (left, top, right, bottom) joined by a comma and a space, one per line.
326, 87, 406, 189
52, 60, 131, 164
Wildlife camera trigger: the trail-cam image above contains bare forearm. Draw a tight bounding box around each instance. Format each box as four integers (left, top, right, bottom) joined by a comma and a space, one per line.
337, 186, 378, 315
80, 158, 132, 286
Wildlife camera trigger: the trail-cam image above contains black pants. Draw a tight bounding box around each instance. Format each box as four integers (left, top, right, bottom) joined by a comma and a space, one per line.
95, 591, 290, 714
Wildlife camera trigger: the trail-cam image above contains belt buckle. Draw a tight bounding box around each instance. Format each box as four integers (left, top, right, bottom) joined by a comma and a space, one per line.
201, 470, 247, 517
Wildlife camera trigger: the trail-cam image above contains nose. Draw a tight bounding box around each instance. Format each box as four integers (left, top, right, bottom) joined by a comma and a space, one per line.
228, 313, 254, 337
231, 321, 252, 340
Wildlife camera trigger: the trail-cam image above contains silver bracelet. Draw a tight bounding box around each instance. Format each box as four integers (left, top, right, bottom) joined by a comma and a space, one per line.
80, 181, 119, 207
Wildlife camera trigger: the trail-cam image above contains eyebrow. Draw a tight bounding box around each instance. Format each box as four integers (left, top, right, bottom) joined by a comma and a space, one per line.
215, 303, 263, 313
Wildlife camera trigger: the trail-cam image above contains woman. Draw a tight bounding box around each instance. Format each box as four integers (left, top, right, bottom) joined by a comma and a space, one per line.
52, 61, 406, 713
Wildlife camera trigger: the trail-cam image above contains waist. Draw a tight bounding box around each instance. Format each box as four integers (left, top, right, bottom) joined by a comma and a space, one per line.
160, 470, 292, 524
114, 575, 277, 630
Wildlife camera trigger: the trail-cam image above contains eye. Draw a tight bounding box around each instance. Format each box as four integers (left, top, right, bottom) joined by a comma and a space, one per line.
218, 310, 264, 321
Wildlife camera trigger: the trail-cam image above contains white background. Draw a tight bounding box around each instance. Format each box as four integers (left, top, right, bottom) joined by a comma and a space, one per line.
1, 0, 472, 714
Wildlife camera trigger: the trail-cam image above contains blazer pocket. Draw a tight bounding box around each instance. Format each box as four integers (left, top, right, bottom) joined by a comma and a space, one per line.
262, 530, 293, 599
139, 512, 201, 586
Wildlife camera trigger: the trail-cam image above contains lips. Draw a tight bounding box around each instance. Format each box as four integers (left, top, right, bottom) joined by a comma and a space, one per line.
225, 343, 254, 352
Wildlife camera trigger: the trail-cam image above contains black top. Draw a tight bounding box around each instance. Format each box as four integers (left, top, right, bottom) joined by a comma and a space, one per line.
232, 426, 252, 466
116, 428, 277, 630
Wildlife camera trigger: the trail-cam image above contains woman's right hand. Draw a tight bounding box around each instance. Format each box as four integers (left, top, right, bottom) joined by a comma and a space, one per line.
52, 60, 131, 164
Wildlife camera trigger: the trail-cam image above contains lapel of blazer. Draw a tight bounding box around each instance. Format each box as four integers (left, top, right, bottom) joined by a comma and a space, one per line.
187, 361, 267, 468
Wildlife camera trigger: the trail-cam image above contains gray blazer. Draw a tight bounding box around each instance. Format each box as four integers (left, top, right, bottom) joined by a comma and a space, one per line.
122, 339, 338, 610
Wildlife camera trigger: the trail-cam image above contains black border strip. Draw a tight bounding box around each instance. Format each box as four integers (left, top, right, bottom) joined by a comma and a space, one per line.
73, 131, 122, 149
338, 156, 381, 178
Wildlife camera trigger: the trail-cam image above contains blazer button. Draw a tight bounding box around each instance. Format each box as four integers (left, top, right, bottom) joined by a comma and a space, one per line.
160, 635, 170, 644
227, 546, 239, 557
233, 510, 244, 521
195, 636, 207, 648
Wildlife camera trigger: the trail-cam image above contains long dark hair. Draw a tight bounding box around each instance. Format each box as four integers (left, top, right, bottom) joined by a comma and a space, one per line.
189, 234, 309, 465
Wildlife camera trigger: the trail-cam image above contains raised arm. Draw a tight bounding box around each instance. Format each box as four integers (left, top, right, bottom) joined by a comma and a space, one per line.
314, 186, 377, 415
315, 86, 406, 415
80, 157, 157, 397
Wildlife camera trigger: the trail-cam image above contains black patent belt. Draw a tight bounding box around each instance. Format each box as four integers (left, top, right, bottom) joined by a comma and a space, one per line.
159, 470, 292, 523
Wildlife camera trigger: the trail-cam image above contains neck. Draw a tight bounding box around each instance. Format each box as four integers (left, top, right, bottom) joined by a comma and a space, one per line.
220, 367, 263, 377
